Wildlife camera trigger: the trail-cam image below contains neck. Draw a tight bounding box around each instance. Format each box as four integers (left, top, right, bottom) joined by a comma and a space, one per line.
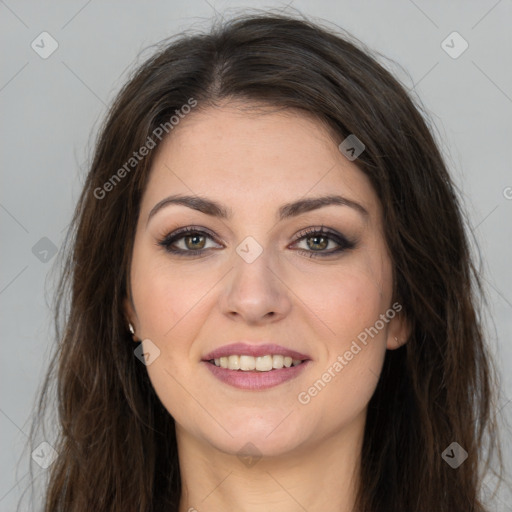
176, 411, 365, 512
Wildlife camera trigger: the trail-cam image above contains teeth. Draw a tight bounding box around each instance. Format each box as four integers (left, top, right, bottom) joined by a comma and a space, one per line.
228, 355, 240, 370
255, 355, 272, 371
240, 355, 256, 371
272, 355, 284, 369
212, 355, 304, 371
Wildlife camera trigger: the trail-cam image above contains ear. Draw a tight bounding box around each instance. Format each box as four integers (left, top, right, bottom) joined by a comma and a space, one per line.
385, 305, 411, 350
123, 295, 139, 342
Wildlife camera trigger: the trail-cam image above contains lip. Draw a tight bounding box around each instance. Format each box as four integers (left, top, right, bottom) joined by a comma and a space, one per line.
203, 359, 311, 390
202, 342, 312, 391
202, 342, 311, 362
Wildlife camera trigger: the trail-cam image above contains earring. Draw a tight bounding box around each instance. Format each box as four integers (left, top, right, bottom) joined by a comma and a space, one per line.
128, 323, 135, 335
394, 336, 399, 345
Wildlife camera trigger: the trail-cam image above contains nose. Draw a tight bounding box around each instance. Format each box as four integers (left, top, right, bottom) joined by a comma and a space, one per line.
220, 245, 292, 325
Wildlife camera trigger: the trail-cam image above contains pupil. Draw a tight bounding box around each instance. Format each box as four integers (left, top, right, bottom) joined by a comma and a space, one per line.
308, 236, 327, 250
186, 235, 205, 250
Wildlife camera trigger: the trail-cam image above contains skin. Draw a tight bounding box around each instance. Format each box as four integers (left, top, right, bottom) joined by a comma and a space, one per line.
124, 101, 410, 512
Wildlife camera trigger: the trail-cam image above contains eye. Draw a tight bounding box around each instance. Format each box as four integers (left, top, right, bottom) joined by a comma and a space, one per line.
291, 226, 355, 258
157, 226, 222, 256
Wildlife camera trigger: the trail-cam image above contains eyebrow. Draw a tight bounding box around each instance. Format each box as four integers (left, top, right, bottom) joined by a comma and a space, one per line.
146, 193, 368, 227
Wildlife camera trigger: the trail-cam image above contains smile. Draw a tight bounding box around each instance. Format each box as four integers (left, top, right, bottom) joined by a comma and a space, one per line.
203, 358, 311, 390
209, 354, 304, 371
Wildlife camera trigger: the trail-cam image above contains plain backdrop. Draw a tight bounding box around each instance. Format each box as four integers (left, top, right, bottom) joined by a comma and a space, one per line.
1, 0, 511, 510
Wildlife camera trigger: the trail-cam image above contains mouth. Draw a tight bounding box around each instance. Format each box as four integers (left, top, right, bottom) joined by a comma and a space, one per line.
206, 354, 306, 371
201, 343, 311, 390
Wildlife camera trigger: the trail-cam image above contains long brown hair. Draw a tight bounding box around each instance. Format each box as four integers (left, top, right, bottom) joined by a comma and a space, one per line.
23, 10, 505, 511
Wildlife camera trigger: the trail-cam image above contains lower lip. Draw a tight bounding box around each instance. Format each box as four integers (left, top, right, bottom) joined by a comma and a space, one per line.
203, 360, 311, 390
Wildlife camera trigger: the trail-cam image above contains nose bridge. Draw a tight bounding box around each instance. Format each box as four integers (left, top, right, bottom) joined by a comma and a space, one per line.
222, 235, 291, 322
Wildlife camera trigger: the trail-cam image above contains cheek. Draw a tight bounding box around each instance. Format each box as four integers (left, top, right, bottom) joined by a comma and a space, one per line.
294, 253, 390, 407
132, 264, 205, 423
305, 350, 385, 426
301, 252, 391, 343
298, 284, 388, 427
129, 248, 216, 413
131, 244, 202, 339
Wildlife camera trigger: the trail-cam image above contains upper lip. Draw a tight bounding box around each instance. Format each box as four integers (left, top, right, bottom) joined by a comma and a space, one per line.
203, 342, 311, 361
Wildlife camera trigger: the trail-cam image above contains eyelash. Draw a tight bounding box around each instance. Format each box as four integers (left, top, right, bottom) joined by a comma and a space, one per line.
156, 225, 355, 259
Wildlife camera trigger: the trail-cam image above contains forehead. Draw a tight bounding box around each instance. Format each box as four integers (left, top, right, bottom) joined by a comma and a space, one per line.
141, 102, 380, 223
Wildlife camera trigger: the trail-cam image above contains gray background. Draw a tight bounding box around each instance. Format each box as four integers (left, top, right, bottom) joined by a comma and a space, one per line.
1, 0, 511, 510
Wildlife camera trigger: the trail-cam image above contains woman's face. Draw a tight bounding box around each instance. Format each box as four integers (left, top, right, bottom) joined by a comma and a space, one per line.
125, 102, 408, 457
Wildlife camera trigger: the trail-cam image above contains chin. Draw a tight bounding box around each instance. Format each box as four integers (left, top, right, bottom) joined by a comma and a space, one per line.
217, 434, 304, 460
204, 415, 309, 458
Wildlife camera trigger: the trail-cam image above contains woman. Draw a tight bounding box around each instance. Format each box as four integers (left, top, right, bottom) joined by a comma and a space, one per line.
27, 11, 505, 512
